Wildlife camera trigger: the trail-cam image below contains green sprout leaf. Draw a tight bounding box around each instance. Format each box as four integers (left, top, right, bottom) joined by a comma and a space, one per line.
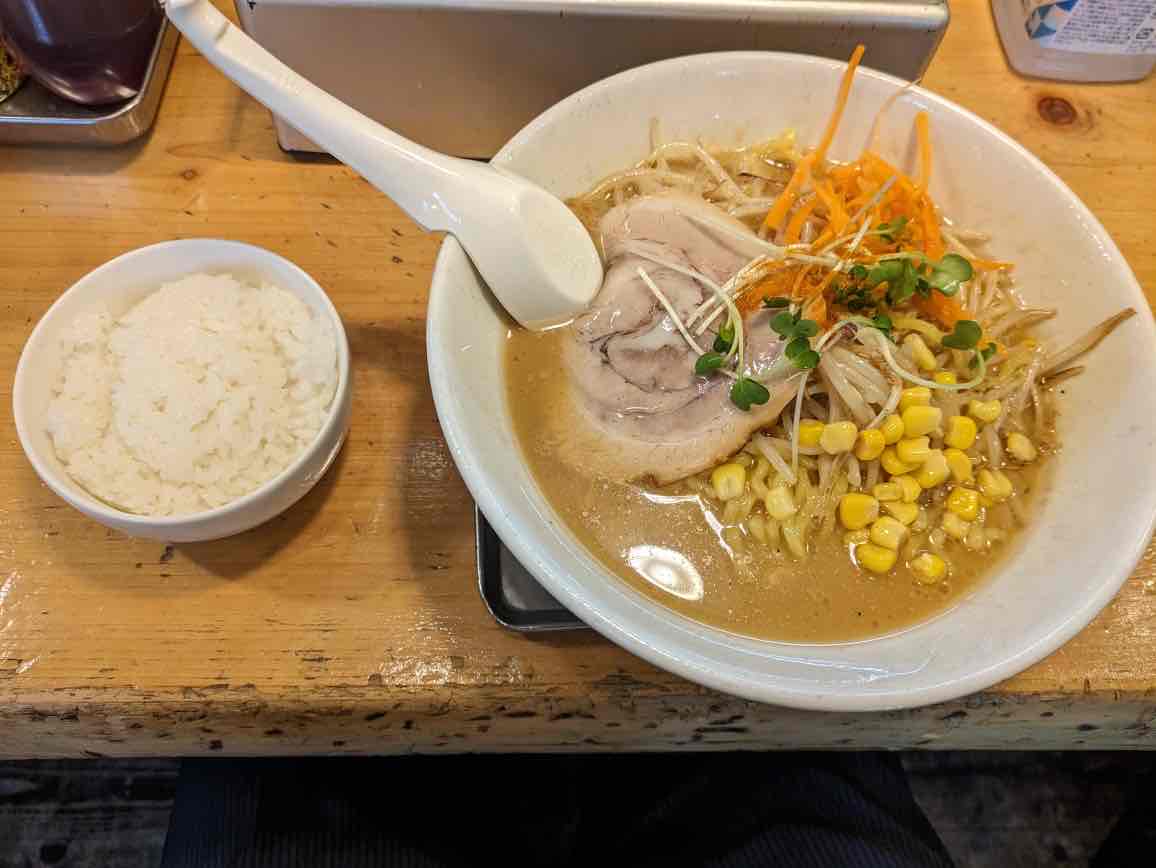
713, 319, 735, 353
793, 319, 819, 339
868, 258, 919, 306
694, 352, 726, 376
730, 377, 771, 411
969, 343, 998, 369
928, 253, 973, 297
849, 263, 869, 280
867, 259, 903, 286
785, 336, 811, 361
770, 311, 797, 338
941, 319, 983, 351
771, 310, 824, 371
871, 314, 893, 337
792, 349, 821, 370
763, 296, 790, 309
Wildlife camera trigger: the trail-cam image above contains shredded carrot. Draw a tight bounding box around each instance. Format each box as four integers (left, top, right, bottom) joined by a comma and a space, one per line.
739, 266, 796, 314
971, 257, 1015, 271
813, 180, 849, 234
861, 152, 917, 199
914, 111, 932, 193
828, 163, 858, 187
789, 264, 814, 299
814, 267, 842, 296
920, 195, 945, 260
861, 151, 901, 182
762, 154, 815, 233
813, 44, 866, 167
804, 292, 829, 327
783, 195, 819, 244
809, 227, 835, 251
915, 290, 965, 329
754, 49, 982, 334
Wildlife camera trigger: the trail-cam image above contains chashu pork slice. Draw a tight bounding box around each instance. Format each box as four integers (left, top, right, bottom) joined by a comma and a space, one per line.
564, 193, 798, 484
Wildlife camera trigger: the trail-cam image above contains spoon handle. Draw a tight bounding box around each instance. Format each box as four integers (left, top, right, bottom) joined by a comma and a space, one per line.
164, 0, 474, 233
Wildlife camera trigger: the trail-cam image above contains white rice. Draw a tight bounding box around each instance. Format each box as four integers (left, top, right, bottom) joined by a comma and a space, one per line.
45, 273, 338, 516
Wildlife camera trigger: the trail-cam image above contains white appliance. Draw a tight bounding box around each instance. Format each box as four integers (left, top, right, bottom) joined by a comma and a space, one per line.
236, 0, 949, 157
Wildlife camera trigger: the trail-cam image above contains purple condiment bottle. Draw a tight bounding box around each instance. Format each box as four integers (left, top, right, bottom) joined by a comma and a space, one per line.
0, 0, 161, 105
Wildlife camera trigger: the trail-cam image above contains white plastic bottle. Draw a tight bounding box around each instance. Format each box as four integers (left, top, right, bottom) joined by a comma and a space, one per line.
992, 0, 1156, 82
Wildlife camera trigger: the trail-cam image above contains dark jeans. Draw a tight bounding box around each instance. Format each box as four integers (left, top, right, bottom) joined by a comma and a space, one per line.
162, 753, 954, 868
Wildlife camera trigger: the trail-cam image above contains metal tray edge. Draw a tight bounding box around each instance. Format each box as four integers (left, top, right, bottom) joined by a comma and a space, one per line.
475, 509, 587, 632
0, 21, 179, 145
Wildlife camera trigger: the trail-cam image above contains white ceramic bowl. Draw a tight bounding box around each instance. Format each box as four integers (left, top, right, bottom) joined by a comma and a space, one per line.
14, 239, 352, 543
429, 52, 1156, 710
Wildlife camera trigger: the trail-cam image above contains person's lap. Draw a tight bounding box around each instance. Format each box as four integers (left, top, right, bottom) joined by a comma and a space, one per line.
162, 753, 954, 868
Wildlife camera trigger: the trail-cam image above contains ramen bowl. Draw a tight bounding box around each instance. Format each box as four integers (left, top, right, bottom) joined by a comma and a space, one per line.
427, 52, 1156, 710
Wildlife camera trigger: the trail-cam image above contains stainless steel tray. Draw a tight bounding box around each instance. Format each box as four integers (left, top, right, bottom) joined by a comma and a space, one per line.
238, 0, 949, 159
0, 21, 178, 145
476, 508, 586, 632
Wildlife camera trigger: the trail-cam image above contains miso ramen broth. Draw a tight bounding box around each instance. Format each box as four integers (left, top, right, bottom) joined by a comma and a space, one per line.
508, 328, 1048, 642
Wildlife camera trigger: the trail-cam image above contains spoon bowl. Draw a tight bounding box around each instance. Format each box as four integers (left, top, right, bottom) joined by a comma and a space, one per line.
164, 0, 602, 329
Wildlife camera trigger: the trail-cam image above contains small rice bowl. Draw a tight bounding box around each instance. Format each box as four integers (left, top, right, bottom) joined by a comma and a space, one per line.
45, 272, 338, 516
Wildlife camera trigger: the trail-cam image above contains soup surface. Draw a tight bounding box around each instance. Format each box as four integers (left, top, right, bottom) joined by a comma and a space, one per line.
507, 328, 1048, 642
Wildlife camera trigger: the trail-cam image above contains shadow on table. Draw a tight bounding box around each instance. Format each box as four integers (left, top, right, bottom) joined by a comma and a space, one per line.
29, 441, 347, 597
179, 445, 349, 580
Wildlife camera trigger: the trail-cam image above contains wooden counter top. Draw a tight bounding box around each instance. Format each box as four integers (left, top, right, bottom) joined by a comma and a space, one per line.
1, 0, 1154, 756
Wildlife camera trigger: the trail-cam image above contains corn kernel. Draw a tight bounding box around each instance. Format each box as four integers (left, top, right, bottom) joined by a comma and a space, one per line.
798, 419, 825, 448
854, 429, 886, 461
856, 542, 898, 574
977, 468, 1014, 502
839, 493, 880, 531
873, 482, 903, 502
711, 463, 747, 500
946, 486, 981, 522
881, 447, 918, 476
820, 421, 859, 455
901, 405, 943, 438
1006, 432, 1038, 463
869, 516, 909, 551
880, 414, 905, 444
893, 474, 922, 503
944, 415, 978, 450
967, 399, 1002, 424
944, 448, 974, 483
915, 450, 950, 489
941, 511, 971, 541
903, 333, 938, 372
899, 387, 932, 412
911, 552, 947, 584
883, 501, 920, 525
964, 524, 988, 552
747, 514, 768, 543
933, 371, 958, 385
843, 529, 870, 547
765, 486, 798, 520
896, 436, 932, 465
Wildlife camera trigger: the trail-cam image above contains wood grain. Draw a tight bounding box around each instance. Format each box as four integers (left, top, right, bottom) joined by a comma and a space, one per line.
0, 0, 1154, 756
